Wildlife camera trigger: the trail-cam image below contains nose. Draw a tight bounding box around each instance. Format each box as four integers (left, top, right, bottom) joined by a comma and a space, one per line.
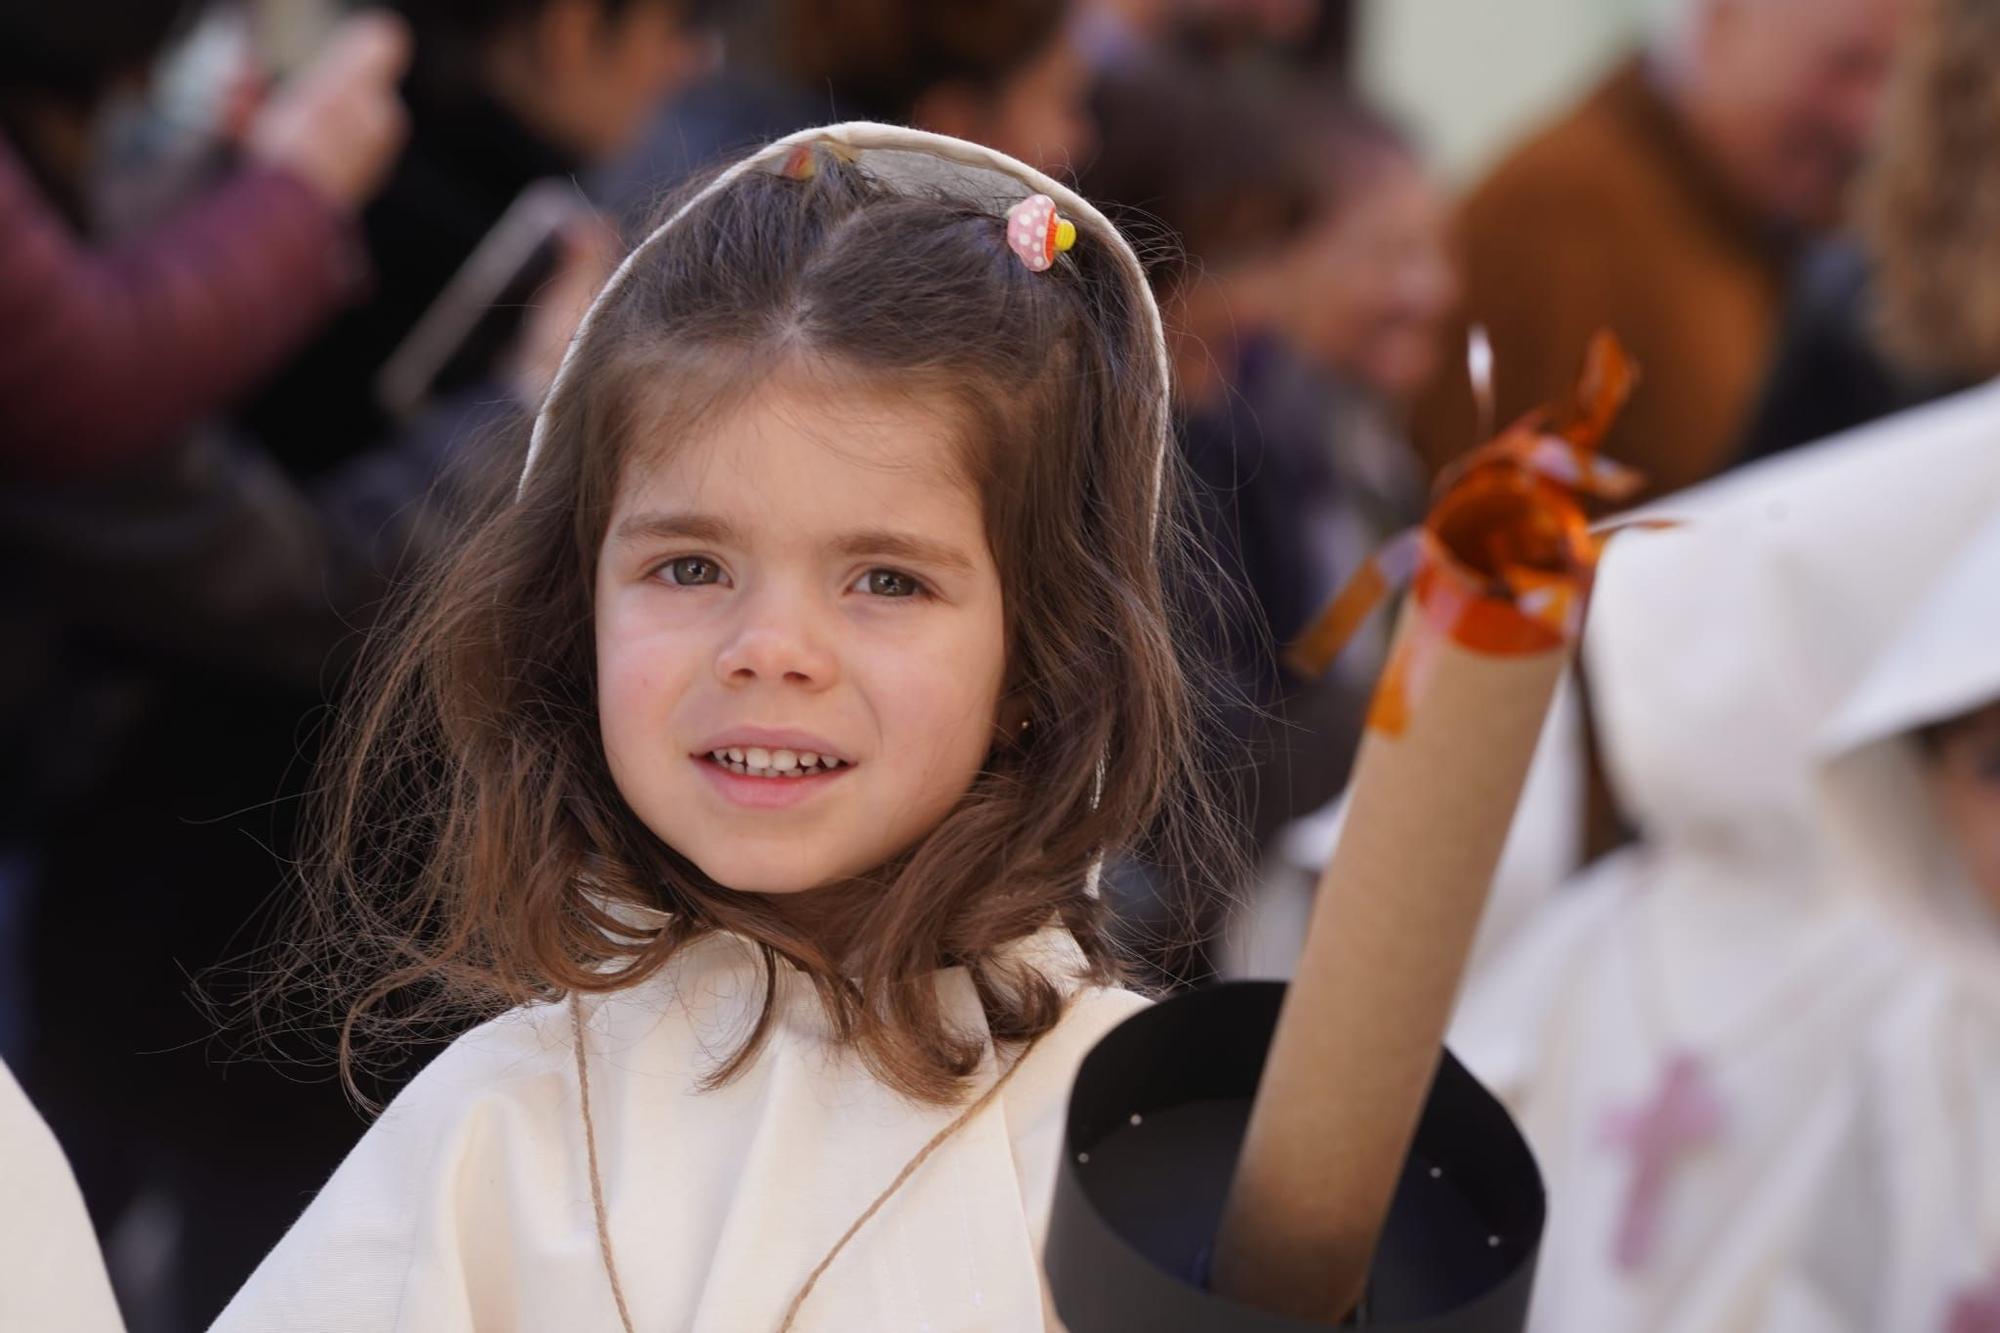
713, 584, 839, 690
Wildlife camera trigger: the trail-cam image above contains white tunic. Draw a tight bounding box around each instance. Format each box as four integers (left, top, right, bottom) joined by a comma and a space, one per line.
0, 1056, 125, 1333
211, 931, 1147, 1332
1448, 384, 2000, 1332
1787, 502, 2000, 1331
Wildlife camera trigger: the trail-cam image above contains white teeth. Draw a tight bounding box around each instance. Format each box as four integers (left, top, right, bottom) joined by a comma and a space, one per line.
705, 747, 850, 777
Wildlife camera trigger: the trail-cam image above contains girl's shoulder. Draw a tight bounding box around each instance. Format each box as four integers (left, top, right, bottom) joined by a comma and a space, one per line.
1002, 981, 1152, 1125
1044, 983, 1153, 1058
353, 999, 582, 1169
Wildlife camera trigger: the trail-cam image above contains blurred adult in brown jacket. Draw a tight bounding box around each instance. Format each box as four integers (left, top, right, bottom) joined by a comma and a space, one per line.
1413, 0, 1909, 499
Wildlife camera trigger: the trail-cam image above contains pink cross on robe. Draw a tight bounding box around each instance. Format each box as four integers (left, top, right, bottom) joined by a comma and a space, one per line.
1947, 1264, 2000, 1333
1598, 1050, 1727, 1271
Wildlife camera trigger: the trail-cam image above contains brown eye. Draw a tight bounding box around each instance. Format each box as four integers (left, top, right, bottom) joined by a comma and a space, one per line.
856, 568, 923, 598
664, 556, 722, 586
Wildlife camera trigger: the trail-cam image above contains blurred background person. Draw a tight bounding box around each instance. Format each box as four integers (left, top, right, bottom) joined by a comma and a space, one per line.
239, 0, 711, 474
1411, 0, 1909, 500
1735, 0, 2000, 461
1074, 0, 1356, 76
0, 0, 406, 1092
599, 0, 1095, 225
1402, 0, 1910, 869
0, 3, 406, 480
1085, 57, 1453, 983
1, 3, 655, 1328
776, 0, 1094, 172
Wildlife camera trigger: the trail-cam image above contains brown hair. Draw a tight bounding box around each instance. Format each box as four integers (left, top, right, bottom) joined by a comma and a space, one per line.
288, 144, 1242, 1106
1857, 0, 2000, 381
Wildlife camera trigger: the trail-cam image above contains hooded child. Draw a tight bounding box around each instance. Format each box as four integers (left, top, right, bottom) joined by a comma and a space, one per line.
1777, 501, 2000, 1330
1448, 384, 2000, 1330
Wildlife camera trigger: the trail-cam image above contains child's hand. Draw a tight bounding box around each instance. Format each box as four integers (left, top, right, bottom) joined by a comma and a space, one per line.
246, 11, 412, 212
509, 219, 620, 412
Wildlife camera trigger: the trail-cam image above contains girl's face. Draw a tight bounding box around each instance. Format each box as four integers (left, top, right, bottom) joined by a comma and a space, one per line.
1927, 701, 2000, 916
594, 378, 1008, 895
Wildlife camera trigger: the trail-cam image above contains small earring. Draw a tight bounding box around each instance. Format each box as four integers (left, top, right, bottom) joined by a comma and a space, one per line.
1018, 716, 1032, 734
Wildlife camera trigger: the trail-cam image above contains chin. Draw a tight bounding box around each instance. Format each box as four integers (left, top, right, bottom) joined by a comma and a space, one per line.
686, 847, 850, 896
700, 863, 828, 895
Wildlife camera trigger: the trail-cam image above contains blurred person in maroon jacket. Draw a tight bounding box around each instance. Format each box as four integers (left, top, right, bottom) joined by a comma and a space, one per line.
0, 9, 619, 1330
1086, 59, 1453, 983
0, 3, 410, 480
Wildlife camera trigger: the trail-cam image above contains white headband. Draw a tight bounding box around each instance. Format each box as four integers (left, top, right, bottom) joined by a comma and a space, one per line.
519, 121, 1171, 516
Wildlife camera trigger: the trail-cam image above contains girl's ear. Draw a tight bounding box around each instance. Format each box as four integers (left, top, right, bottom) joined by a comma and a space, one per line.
994, 693, 1033, 747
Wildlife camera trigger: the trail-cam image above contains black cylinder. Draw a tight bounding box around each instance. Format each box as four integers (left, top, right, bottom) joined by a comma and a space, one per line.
1044, 981, 1544, 1331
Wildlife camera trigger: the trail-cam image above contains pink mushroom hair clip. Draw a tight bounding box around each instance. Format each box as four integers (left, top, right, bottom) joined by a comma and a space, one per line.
1006, 193, 1077, 272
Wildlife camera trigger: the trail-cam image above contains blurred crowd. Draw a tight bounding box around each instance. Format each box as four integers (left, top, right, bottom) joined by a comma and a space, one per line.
2, 0, 1996, 1329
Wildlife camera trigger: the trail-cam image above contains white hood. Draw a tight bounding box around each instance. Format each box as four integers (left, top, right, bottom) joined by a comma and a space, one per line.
1816, 505, 2000, 1007
1585, 381, 2000, 862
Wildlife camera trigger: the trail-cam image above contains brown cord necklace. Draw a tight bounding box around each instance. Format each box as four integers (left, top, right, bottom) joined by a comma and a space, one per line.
571, 995, 1043, 1332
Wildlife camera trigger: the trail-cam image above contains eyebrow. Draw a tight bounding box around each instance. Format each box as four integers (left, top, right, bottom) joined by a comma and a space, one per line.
609, 510, 978, 576
830, 529, 977, 576
610, 510, 741, 548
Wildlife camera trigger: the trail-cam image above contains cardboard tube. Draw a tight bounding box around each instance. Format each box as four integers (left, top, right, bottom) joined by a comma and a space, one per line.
1209, 603, 1569, 1321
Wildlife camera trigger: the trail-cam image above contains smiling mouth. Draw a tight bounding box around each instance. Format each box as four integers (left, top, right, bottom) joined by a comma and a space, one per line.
703, 747, 853, 779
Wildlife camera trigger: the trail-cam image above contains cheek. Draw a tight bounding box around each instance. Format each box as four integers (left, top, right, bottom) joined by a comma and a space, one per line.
598, 645, 656, 722
594, 599, 694, 757
1964, 789, 2000, 872
869, 613, 1006, 780
1932, 770, 2000, 902
595, 639, 662, 776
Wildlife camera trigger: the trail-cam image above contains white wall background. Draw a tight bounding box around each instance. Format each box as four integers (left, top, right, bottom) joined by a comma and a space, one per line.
1356, 0, 1678, 183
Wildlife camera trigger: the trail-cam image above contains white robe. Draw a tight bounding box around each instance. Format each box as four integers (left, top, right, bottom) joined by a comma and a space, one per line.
1446, 383, 2000, 1332
1782, 502, 2000, 1331
210, 930, 1146, 1331
0, 1056, 125, 1333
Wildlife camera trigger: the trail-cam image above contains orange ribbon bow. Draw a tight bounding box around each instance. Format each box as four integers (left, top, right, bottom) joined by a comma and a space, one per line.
1287, 330, 1666, 733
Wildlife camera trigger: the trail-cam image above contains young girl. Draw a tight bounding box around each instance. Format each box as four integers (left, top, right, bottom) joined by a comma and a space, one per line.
210, 121, 1231, 1331
212, 124, 1534, 1332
